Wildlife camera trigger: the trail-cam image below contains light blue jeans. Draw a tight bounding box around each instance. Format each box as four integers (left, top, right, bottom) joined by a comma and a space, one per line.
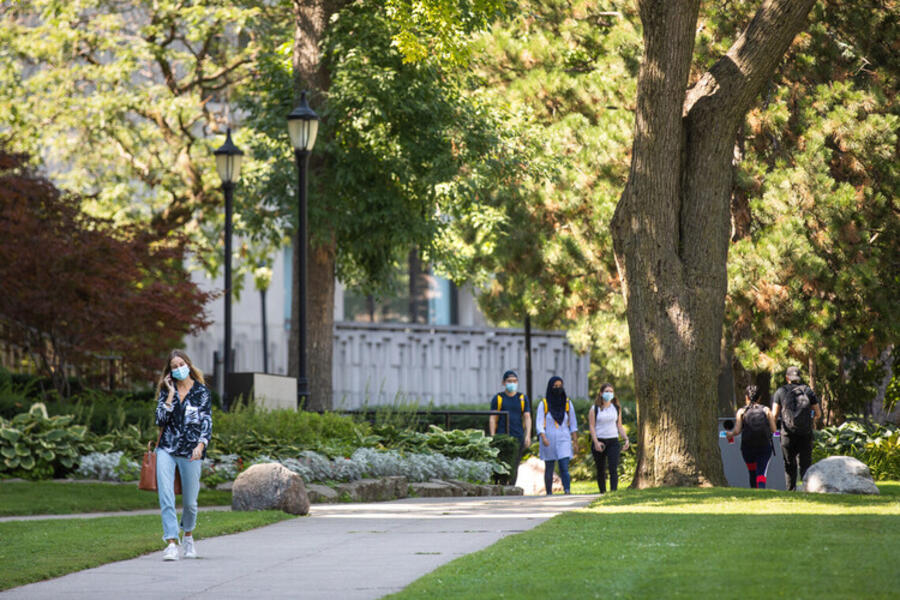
156, 448, 202, 541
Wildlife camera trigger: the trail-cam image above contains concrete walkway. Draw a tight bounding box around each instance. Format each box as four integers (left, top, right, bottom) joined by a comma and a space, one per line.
2, 494, 597, 600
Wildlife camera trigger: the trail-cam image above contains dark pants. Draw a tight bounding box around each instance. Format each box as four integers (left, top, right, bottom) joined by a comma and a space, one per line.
544, 457, 571, 494
591, 438, 621, 493
781, 432, 813, 491
494, 438, 525, 486
740, 443, 774, 489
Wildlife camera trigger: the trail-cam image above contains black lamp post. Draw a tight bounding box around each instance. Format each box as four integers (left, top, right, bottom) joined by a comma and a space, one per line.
213, 128, 244, 408
286, 91, 319, 409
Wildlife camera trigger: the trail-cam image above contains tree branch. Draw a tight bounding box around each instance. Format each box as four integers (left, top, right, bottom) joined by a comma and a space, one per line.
684, 0, 818, 122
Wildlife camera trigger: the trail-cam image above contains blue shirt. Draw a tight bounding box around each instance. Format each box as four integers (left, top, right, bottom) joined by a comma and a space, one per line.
490, 392, 531, 441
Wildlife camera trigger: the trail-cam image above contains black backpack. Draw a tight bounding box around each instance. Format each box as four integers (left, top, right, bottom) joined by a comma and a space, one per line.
741, 404, 770, 447
781, 385, 813, 434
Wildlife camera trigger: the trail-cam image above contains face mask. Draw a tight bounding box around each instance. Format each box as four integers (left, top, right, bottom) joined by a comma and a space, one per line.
172, 365, 190, 381
505, 382, 517, 394
602, 391, 614, 402
552, 387, 565, 398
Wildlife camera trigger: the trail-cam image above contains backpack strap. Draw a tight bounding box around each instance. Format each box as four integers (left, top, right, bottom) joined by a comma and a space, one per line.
496, 394, 503, 412
541, 398, 569, 429
518, 393, 525, 413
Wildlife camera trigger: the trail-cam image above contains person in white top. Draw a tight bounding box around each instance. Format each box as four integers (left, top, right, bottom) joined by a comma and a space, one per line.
588, 383, 630, 493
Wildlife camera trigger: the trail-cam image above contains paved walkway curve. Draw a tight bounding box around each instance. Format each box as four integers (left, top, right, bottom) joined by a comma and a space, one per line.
2, 494, 597, 600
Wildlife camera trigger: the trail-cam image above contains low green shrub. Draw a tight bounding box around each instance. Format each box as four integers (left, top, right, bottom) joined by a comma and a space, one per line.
372, 424, 501, 463
212, 403, 376, 459
814, 417, 900, 480
0, 404, 92, 479
489, 434, 519, 475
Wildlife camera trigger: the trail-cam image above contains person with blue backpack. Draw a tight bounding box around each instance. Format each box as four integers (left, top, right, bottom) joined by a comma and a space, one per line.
535, 376, 578, 494
489, 370, 532, 486
726, 385, 777, 488
772, 366, 821, 491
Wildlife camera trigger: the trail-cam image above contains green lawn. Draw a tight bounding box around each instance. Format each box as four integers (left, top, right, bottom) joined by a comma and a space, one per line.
0, 510, 295, 591
388, 482, 900, 600
0, 481, 232, 516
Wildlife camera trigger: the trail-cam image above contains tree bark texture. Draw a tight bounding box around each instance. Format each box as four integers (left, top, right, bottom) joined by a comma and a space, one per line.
288, 0, 344, 410
610, 0, 817, 487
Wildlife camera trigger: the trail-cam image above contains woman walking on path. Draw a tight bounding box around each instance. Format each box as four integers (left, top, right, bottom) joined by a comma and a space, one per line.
726, 385, 777, 488
588, 383, 630, 493
155, 349, 212, 561
536, 376, 578, 494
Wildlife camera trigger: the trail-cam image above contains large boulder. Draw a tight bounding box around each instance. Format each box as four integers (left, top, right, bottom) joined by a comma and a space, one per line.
232, 463, 311, 514
515, 457, 564, 495
800, 456, 880, 495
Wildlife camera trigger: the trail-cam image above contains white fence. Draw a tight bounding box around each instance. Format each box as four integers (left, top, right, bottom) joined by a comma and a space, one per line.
332, 322, 589, 408
186, 322, 589, 408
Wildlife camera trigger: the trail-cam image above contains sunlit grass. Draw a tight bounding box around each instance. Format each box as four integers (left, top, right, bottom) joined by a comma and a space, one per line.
388, 482, 900, 600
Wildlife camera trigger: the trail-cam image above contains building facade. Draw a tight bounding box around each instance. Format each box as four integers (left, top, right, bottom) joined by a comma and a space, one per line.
184, 247, 589, 406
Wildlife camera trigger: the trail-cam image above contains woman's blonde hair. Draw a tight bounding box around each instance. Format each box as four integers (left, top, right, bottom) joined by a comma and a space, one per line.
156, 349, 205, 396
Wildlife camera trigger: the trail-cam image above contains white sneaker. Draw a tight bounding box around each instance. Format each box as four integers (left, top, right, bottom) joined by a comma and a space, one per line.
162, 542, 179, 561
182, 536, 197, 559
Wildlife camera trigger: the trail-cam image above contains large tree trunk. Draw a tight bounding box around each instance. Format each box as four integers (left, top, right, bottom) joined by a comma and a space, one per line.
610, 0, 817, 487
288, 0, 344, 410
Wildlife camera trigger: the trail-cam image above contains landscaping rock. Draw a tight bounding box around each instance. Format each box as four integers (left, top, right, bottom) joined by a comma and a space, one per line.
232, 463, 310, 515
515, 457, 564, 495
306, 484, 339, 504
335, 477, 409, 502
447, 479, 481, 496
430, 478, 466, 496
384, 475, 409, 499
800, 456, 880, 495
409, 481, 455, 497
475, 484, 493, 496
501, 485, 524, 496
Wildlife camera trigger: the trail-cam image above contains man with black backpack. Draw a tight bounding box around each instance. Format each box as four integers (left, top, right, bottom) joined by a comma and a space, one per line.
772, 366, 822, 491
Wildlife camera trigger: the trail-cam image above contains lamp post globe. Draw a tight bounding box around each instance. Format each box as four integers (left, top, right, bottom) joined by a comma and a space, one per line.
286, 91, 319, 409
213, 128, 243, 408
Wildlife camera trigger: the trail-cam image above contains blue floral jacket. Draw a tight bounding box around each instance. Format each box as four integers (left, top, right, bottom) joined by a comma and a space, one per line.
155, 382, 213, 458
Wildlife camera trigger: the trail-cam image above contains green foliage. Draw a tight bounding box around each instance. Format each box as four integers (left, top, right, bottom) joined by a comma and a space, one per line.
488, 433, 519, 476
0, 376, 159, 436
814, 417, 900, 480
385, 0, 508, 64
434, 0, 640, 382
372, 424, 501, 464
237, 0, 530, 295
211, 404, 376, 459
725, 1, 899, 414
0, 0, 271, 287
0, 404, 91, 479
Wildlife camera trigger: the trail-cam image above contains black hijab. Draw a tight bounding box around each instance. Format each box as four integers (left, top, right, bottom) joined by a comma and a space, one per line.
545, 376, 567, 425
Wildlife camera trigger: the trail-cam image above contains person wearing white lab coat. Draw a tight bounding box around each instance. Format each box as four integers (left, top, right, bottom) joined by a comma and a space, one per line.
535, 376, 578, 494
